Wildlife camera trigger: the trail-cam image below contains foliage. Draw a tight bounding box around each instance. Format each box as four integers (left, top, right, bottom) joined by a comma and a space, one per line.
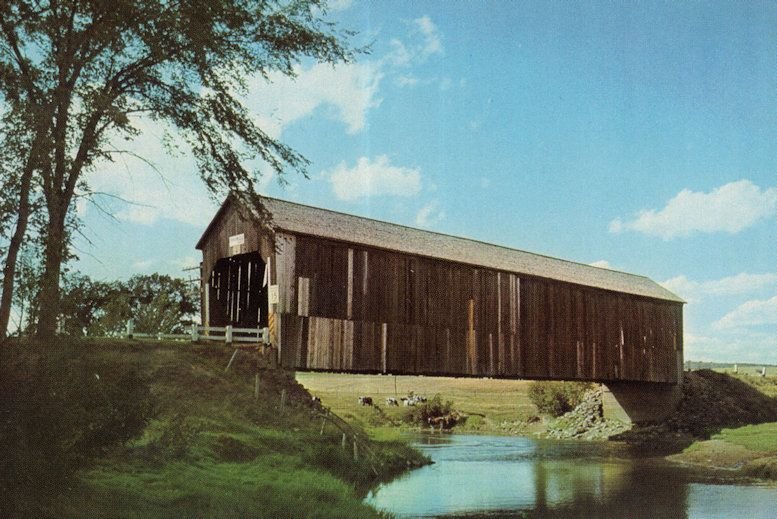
155, 413, 202, 459
403, 394, 465, 429
528, 381, 594, 417
0, 0, 358, 338
9, 241, 43, 333
0, 342, 154, 516
56, 271, 199, 336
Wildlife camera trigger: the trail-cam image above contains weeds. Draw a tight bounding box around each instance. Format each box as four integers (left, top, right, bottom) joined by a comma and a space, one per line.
528, 381, 594, 417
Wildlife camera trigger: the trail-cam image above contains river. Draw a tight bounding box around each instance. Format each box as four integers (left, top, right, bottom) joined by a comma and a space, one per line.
365, 433, 777, 518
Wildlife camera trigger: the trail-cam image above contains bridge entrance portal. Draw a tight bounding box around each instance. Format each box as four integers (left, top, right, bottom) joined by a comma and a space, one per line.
206, 252, 268, 329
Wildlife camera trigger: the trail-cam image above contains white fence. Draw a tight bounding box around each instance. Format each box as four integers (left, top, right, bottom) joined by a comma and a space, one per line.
124, 319, 269, 345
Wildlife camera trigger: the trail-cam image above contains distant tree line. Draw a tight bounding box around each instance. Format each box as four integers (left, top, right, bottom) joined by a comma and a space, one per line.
13, 270, 199, 337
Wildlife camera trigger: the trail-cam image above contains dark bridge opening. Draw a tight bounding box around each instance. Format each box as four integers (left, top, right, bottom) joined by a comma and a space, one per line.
207, 252, 267, 328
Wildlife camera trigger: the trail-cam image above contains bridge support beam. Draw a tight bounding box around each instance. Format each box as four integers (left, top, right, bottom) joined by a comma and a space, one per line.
602, 380, 682, 424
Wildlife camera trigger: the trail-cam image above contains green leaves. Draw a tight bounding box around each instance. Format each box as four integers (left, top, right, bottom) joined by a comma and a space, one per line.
0, 0, 357, 337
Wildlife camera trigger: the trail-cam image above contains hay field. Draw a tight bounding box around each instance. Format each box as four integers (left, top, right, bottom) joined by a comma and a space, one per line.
295, 371, 539, 432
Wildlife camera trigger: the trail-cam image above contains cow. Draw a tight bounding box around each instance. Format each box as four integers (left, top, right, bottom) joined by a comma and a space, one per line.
385, 397, 399, 406
402, 394, 427, 406
358, 396, 373, 406
311, 396, 321, 404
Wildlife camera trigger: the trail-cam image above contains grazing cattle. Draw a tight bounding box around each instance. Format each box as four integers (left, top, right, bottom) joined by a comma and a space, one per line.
311, 396, 321, 404
386, 397, 399, 406
402, 395, 427, 406
358, 396, 373, 406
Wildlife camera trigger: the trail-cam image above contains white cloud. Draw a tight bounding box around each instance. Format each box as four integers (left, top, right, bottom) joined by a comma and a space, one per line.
396, 75, 420, 87
384, 16, 444, 68
713, 295, 777, 330
414, 16, 443, 58
82, 15, 448, 225
415, 200, 446, 228
85, 60, 386, 227
589, 260, 613, 269
661, 272, 777, 304
327, 155, 422, 201
245, 61, 383, 136
609, 180, 777, 239
86, 117, 216, 227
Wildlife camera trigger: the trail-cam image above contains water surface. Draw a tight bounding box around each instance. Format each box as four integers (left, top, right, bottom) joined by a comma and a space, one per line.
366, 433, 777, 518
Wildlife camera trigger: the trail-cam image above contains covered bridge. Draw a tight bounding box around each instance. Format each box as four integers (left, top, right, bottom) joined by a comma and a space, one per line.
196, 196, 684, 388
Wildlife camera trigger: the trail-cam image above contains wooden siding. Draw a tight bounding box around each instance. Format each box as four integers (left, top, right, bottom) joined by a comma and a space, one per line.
198, 201, 683, 384
271, 233, 682, 383
199, 203, 274, 287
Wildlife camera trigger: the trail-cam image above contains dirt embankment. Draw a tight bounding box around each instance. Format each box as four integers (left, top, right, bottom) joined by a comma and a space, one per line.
549, 370, 777, 479
612, 370, 777, 446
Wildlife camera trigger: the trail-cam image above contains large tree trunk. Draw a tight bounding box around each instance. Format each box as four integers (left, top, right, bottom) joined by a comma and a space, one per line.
36, 203, 67, 339
0, 157, 36, 340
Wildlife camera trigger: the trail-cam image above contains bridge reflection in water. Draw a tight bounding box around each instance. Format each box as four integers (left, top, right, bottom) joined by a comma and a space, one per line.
366, 434, 777, 518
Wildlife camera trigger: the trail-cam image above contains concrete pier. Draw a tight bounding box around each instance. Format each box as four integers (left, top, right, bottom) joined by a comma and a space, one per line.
602, 381, 683, 424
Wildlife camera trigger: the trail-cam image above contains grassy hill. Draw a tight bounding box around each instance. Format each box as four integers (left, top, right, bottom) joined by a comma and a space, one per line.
0, 339, 426, 518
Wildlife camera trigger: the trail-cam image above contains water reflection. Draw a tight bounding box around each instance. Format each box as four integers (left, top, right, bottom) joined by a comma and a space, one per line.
366, 434, 777, 518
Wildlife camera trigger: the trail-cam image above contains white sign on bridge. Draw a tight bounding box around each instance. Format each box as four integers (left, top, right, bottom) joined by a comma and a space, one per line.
228, 233, 245, 247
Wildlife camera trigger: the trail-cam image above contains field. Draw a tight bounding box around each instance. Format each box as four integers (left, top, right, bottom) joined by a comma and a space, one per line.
295, 371, 544, 435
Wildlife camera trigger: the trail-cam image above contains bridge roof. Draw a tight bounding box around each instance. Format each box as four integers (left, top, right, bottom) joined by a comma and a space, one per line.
198, 196, 684, 303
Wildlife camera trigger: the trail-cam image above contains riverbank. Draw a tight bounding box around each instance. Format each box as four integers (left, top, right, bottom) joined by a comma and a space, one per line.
0, 339, 427, 518
662, 372, 777, 480
297, 369, 777, 483
667, 423, 777, 479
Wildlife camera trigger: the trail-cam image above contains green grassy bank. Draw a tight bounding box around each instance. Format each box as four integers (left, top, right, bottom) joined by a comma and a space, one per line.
669, 423, 777, 480
667, 372, 777, 480
0, 339, 427, 518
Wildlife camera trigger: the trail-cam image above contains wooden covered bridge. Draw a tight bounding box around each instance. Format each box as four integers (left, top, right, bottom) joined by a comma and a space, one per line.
197, 196, 684, 403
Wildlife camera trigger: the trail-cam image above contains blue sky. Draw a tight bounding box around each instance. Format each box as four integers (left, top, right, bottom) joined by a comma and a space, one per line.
76, 1, 776, 363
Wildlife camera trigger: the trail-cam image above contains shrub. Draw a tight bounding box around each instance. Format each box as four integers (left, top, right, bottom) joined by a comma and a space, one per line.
0, 347, 154, 515
528, 381, 594, 417
156, 414, 202, 459
403, 395, 465, 429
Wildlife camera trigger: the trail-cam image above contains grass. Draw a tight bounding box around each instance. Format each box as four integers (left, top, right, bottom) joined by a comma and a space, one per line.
295, 371, 544, 435
711, 423, 777, 452
669, 377, 777, 481
1, 338, 426, 518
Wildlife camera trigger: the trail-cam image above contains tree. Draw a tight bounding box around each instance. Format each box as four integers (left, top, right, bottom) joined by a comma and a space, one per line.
0, 105, 46, 339
0, 0, 356, 338
58, 272, 114, 335
118, 274, 199, 334
11, 243, 44, 335
57, 272, 198, 336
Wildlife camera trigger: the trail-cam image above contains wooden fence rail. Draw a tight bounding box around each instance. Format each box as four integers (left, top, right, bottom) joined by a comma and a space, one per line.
124, 319, 269, 345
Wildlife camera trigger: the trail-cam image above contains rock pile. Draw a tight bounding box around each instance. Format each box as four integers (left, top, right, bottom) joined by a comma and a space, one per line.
545, 388, 630, 440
